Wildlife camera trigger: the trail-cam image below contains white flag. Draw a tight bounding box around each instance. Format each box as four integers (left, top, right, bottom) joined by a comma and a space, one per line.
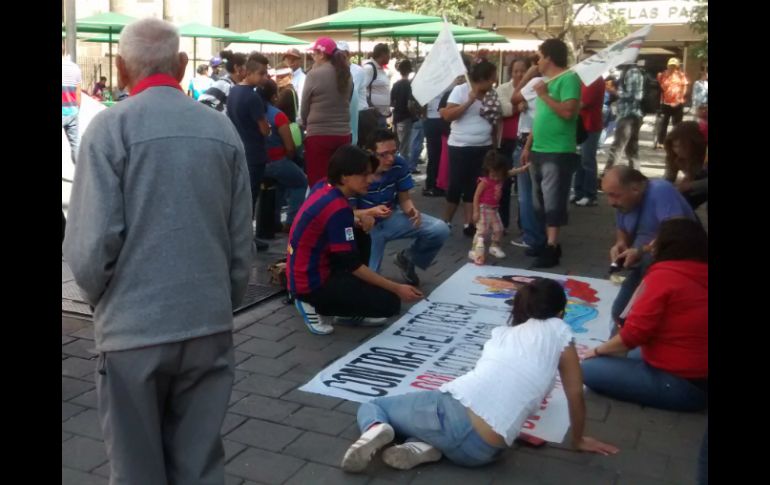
571, 25, 652, 86
411, 21, 468, 106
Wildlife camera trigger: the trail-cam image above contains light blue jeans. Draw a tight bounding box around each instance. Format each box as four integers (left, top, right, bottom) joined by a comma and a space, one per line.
264, 158, 308, 227
62, 114, 79, 164
573, 131, 601, 200
368, 210, 450, 272
357, 390, 504, 467
409, 119, 425, 169
513, 143, 546, 248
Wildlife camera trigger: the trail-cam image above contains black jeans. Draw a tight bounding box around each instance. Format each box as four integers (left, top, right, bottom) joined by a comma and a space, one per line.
447, 145, 491, 204
299, 271, 400, 318
423, 118, 443, 190
657, 104, 684, 144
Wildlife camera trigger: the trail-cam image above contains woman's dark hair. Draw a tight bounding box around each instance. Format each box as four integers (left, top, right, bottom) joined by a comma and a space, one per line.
664, 121, 707, 178
469, 60, 497, 83
398, 59, 412, 76
248, 52, 270, 66
482, 150, 508, 179
511, 278, 567, 325
329, 49, 352, 95
366, 128, 397, 151
372, 43, 390, 60
260, 79, 278, 105
220, 50, 247, 74
654, 219, 708, 263
461, 53, 473, 71
328, 145, 379, 185
508, 57, 531, 77
276, 86, 297, 122
539, 38, 569, 68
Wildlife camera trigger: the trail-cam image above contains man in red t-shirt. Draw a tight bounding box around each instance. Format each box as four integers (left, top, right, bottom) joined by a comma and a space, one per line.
572, 72, 606, 207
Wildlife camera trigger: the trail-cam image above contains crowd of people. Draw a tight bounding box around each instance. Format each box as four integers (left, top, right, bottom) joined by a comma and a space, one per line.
62, 17, 708, 485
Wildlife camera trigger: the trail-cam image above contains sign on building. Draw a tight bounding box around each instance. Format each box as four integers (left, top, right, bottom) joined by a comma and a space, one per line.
574, 1, 696, 26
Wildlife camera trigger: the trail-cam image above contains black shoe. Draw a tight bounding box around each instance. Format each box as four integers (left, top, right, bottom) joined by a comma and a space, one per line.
462, 224, 476, 237
255, 238, 269, 252
526, 244, 561, 258
532, 244, 561, 268
394, 250, 420, 286
422, 188, 445, 197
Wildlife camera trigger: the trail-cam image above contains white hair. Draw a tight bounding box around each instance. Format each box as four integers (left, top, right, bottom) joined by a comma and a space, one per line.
118, 18, 180, 81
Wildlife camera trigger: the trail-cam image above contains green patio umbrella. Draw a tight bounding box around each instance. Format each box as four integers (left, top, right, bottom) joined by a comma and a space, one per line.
82, 33, 121, 43
232, 29, 309, 52
421, 32, 509, 44
177, 22, 249, 71
286, 7, 440, 64
361, 21, 487, 58
67, 12, 138, 87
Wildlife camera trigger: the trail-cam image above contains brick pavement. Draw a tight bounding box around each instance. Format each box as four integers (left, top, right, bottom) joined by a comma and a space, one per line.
62, 136, 707, 484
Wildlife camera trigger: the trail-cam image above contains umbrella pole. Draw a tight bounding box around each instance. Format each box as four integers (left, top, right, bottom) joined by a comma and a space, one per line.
358, 26, 362, 65
416, 36, 419, 60
109, 27, 113, 90
193, 38, 197, 73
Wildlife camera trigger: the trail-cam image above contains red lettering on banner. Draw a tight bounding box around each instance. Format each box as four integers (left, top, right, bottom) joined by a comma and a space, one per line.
409, 373, 455, 390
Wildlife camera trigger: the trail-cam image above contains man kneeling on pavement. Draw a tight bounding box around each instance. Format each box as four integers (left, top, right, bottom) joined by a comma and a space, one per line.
287, 144, 424, 335
352, 129, 451, 286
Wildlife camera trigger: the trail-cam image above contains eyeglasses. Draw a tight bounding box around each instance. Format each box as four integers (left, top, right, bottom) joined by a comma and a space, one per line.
375, 149, 398, 158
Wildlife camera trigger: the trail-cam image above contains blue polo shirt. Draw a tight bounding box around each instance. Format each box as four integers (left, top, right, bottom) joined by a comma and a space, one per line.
351, 155, 414, 214
616, 179, 695, 248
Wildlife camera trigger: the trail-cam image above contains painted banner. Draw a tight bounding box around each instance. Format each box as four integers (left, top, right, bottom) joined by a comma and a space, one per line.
300, 264, 618, 443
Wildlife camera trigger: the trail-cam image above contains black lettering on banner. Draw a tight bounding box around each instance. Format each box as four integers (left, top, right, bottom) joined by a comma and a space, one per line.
406, 342, 443, 354
349, 353, 424, 372
324, 379, 389, 397
393, 330, 453, 344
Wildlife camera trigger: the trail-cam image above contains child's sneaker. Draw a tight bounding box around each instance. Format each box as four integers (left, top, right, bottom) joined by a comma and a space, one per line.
489, 245, 506, 258
341, 423, 395, 472
468, 249, 485, 265
294, 300, 334, 335
382, 441, 443, 470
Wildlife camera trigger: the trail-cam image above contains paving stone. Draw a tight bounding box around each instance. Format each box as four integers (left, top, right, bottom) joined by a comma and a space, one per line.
225, 475, 244, 485
62, 408, 103, 440
614, 473, 678, 485
224, 439, 248, 463
638, 429, 701, 460
229, 389, 249, 406
279, 364, 324, 384
283, 406, 354, 436
61, 467, 108, 485
92, 463, 110, 478
62, 316, 91, 335
70, 389, 98, 409
229, 394, 301, 422
62, 339, 98, 359
257, 312, 294, 326
410, 463, 495, 485
226, 418, 303, 452
538, 460, 616, 485
239, 322, 293, 341
232, 333, 251, 347
279, 331, 335, 351
70, 327, 95, 340
604, 401, 681, 433
282, 431, 351, 467
233, 351, 252, 366
222, 413, 248, 435
63, 401, 87, 421
237, 355, 297, 377
278, 347, 339, 367
663, 456, 700, 484
334, 400, 361, 416
284, 462, 369, 485
63, 431, 74, 442
226, 446, 305, 484
234, 307, 263, 331
516, 443, 594, 466
62, 376, 94, 401
61, 435, 108, 471
582, 418, 641, 449
234, 373, 298, 398
337, 421, 360, 440
488, 451, 546, 484
234, 369, 251, 384
281, 389, 345, 410
62, 356, 95, 378
62, 335, 76, 345
236, 338, 294, 358
589, 447, 670, 479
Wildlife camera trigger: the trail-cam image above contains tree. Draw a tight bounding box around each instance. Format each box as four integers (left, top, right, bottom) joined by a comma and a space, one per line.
688, 0, 707, 61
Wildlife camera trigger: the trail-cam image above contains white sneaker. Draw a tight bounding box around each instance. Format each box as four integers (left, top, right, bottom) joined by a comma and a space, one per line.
294, 300, 334, 335
488, 246, 506, 258
575, 197, 598, 207
341, 423, 396, 472
510, 237, 531, 248
334, 316, 389, 327
382, 441, 443, 470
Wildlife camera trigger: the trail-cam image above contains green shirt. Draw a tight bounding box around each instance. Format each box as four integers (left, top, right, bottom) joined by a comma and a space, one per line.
532, 71, 581, 153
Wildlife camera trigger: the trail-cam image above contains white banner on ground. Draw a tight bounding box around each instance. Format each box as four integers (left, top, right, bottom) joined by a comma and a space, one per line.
410, 21, 468, 106
300, 264, 618, 443
571, 24, 652, 86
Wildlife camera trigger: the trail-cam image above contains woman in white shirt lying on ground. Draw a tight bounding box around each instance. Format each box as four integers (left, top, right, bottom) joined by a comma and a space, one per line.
341, 278, 619, 472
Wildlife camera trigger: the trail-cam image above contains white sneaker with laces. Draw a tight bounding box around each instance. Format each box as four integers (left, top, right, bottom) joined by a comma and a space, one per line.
488, 245, 506, 258
382, 441, 443, 470
575, 197, 597, 207
334, 316, 389, 326
341, 423, 396, 472
510, 237, 531, 248
294, 300, 334, 335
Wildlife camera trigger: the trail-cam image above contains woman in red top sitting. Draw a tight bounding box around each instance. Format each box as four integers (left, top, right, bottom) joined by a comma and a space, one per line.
581, 218, 707, 411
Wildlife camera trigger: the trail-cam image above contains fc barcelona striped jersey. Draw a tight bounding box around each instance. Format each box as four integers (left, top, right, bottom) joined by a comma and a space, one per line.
62, 57, 82, 117
287, 181, 357, 295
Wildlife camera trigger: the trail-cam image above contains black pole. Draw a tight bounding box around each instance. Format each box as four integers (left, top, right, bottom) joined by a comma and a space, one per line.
358, 26, 362, 65
108, 26, 113, 89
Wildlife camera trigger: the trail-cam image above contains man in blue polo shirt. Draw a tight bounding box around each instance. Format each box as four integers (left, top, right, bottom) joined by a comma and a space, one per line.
353, 129, 450, 286
602, 165, 696, 326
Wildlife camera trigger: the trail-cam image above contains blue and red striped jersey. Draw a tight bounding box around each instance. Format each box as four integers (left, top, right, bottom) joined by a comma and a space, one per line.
287, 181, 357, 295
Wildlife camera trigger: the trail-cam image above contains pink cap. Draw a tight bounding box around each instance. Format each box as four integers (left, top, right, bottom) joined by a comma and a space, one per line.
308, 37, 337, 55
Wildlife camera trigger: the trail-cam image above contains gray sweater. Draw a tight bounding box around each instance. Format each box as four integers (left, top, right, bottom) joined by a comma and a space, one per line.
64, 86, 255, 352
300, 62, 352, 137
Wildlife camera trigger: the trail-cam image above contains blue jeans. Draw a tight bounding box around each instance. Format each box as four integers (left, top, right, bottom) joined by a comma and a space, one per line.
513, 143, 546, 248
264, 158, 308, 227
357, 390, 504, 467
610, 253, 653, 325
62, 114, 79, 164
409, 119, 425, 169
368, 210, 450, 272
581, 348, 708, 412
573, 131, 601, 200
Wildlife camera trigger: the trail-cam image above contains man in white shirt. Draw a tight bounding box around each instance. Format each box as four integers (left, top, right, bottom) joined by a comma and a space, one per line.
363, 43, 392, 128
337, 41, 368, 146
283, 48, 306, 115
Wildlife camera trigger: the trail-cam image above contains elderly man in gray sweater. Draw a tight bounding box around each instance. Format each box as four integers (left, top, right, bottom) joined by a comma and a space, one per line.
63, 18, 255, 485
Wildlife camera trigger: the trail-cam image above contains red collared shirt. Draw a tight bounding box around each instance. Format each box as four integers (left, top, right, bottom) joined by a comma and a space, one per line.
130, 73, 184, 96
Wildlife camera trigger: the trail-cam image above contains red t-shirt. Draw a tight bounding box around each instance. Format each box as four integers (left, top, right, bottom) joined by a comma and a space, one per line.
267, 110, 290, 161
502, 111, 520, 140
619, 260, 708, 379
580, 78, 606, 133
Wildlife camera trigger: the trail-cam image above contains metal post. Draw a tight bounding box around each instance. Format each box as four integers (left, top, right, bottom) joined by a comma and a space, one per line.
64, 0, 77, 62
108, 27, 113, 89
358, 26, 362, 65
416, 36, 419, 60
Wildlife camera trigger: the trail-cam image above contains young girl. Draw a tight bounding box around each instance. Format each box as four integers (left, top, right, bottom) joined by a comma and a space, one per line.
469, 151, 530, 264
341, 278, 618, 473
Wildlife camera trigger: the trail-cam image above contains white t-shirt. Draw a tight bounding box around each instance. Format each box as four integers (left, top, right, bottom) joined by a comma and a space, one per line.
440, 318, 574, 446
350, 63, 368, 111
364, 60, 391, 116
447, 83, 493, 147
292, 68, 306, 113
517, 77, 541, 136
